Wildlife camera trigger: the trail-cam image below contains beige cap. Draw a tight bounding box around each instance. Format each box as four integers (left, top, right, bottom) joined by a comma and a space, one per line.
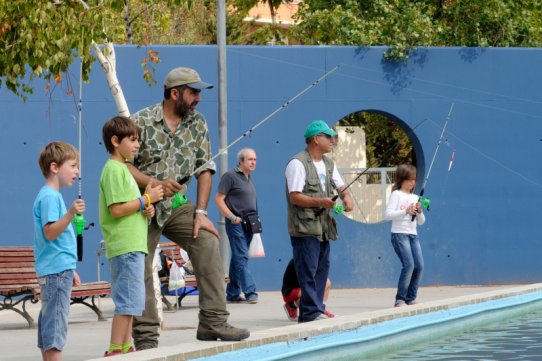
164, 67, 213, 90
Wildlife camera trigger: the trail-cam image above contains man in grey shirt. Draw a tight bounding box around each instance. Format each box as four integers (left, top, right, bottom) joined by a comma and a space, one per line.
215, 148, 259, 304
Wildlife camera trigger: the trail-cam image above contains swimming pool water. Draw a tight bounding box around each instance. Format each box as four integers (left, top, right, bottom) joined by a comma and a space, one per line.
372, 306, 542, 360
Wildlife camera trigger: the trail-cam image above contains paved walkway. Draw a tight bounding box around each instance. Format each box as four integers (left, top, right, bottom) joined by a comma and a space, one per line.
0, 285, 531, 361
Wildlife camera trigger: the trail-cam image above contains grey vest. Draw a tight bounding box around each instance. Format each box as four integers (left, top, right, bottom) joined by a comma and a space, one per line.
286, 150, 339, 241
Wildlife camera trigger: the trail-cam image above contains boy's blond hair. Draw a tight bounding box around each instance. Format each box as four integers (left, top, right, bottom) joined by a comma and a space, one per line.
38, 141, 79, 178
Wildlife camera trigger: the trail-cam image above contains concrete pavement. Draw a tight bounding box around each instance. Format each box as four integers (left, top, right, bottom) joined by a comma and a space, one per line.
0, 285, 531, 361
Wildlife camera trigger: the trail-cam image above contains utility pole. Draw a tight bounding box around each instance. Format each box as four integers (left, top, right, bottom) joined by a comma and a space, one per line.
217, 0, 230, 272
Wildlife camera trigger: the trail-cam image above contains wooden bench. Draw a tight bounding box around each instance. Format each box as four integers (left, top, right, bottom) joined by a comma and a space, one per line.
0, 246, 111, 328
158, 242, 229, 310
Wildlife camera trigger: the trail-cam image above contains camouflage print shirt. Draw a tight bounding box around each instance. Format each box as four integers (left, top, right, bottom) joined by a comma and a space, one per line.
131, 102, 216, 227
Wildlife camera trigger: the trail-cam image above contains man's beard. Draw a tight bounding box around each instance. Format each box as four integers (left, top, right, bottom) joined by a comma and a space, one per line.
174, 98, 196, 119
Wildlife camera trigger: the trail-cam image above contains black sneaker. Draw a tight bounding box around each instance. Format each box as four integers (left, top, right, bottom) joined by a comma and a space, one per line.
226, 296, 246, 304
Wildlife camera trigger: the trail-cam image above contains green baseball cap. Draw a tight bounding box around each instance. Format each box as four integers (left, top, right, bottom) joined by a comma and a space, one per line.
164, 67, 213, 90
304, 120, 337, 138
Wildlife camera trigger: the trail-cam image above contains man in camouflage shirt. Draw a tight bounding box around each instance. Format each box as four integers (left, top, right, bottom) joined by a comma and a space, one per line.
127, 67, 250, 350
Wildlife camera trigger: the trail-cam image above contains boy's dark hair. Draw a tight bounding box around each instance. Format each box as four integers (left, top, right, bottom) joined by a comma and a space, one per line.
392, 164, 417, 192
102, 116, 141, 154
38, 141, 79, 179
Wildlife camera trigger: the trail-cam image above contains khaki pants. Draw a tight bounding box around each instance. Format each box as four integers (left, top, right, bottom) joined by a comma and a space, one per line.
132, 203, 229, 349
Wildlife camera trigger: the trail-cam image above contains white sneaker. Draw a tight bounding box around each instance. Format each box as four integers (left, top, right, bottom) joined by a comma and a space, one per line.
314, 313, 329, 320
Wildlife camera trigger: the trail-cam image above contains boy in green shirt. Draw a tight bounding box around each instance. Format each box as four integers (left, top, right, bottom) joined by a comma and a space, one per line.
99, 116, 163, 356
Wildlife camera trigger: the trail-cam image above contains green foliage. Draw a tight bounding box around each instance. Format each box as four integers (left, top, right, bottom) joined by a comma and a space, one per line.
339, 111, 413, 167
292, 0, 542, 60
0, 0, 107, 99
0, 0, 271, 99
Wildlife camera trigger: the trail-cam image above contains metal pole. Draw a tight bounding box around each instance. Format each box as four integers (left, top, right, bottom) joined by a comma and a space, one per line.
217, 0, 230, 273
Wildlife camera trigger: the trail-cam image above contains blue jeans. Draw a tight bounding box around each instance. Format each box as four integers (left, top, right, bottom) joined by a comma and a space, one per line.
225, 221, 257, 300
110, 252, 146, 316
291, 236, 329, 322
37, 269, 73, 351
391, 233, 424, 304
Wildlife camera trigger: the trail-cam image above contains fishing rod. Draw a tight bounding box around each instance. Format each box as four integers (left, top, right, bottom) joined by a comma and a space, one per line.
171, 65, 342, 208
412, 103, 455, 222
73, 62, 94, 261
314, 117, 429, 217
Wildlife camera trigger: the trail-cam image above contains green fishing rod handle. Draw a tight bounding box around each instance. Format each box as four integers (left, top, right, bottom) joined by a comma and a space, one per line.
172, 193, 188, 209
73, 213, 86, 236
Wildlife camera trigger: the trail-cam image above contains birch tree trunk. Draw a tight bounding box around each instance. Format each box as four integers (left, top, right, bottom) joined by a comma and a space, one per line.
92, 42, 130, 116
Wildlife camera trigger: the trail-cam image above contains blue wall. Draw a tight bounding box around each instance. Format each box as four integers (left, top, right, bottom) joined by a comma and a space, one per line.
2, 46, 541, 289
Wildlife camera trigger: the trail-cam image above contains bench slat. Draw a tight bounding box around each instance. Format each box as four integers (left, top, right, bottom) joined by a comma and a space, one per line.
0, 262, 35, 268
72, 281, 112, 292
0, 280, 39, 289
0, 256, 35, 263
0, 286, 39, 297
0, 267, 36, 274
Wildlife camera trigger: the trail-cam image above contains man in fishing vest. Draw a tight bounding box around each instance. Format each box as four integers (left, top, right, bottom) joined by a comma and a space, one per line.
285, 120, 353, 322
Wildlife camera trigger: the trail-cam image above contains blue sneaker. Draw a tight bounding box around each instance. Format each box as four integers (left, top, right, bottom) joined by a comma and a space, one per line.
245, 293, 258, 304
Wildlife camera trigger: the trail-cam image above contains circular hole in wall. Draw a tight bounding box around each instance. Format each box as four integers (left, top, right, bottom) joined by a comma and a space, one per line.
330, 109, 420, 224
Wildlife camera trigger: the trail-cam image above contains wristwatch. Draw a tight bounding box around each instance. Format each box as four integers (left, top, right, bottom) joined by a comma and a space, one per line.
195, 209, 208, 216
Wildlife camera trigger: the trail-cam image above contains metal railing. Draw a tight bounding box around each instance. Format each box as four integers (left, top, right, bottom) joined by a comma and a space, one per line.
338, 167, 396, 224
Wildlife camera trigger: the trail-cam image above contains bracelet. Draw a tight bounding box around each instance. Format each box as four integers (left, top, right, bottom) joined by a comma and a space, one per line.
143, 193, 151, 208
138, 197, 145, 211
229, 214, 236, 222
195, 209, 208, 216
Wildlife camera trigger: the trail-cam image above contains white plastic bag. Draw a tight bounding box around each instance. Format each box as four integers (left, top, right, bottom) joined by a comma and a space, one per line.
248, 233, 265, 258
153, 248, 162, 273
168, 260, 185, 291
180, 248, 189, 261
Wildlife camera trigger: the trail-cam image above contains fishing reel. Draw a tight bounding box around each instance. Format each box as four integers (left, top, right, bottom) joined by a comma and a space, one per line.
172, 176, 190, 209
73, 214, 86, 236
172, 193, 188, 209
411, 196, 431, 222
419, 196, 431, 211
333, 203, 345, 215
73, 214, 94, 262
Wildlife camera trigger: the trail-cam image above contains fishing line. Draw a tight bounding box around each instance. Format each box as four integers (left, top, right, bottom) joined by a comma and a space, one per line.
339, 63, 542, 107
223, 57, 542, 120
334, 64, 542, 121
426, 118, 542, 189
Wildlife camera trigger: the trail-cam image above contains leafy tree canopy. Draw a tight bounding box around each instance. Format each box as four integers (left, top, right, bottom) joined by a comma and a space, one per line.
292, 0, 542, 60
339, 111, 414, 168
0, 0, 274, 99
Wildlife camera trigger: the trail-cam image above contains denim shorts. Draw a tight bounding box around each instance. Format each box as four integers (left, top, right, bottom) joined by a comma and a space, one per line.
110, 252, 145, 316
37, 269, 74, 351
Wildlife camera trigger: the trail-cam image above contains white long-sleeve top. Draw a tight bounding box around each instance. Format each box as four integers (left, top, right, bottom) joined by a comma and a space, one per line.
384, 189, 426, 235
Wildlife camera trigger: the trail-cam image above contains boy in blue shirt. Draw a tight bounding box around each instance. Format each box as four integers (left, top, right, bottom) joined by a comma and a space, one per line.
99, 116, 163, 356
33, 141, 86, 361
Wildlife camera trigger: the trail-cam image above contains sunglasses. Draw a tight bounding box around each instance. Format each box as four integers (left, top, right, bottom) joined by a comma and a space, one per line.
319, 133, 334, 139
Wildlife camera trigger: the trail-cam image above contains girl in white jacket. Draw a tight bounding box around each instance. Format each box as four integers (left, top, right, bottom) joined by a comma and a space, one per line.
384, 164, 426, 307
